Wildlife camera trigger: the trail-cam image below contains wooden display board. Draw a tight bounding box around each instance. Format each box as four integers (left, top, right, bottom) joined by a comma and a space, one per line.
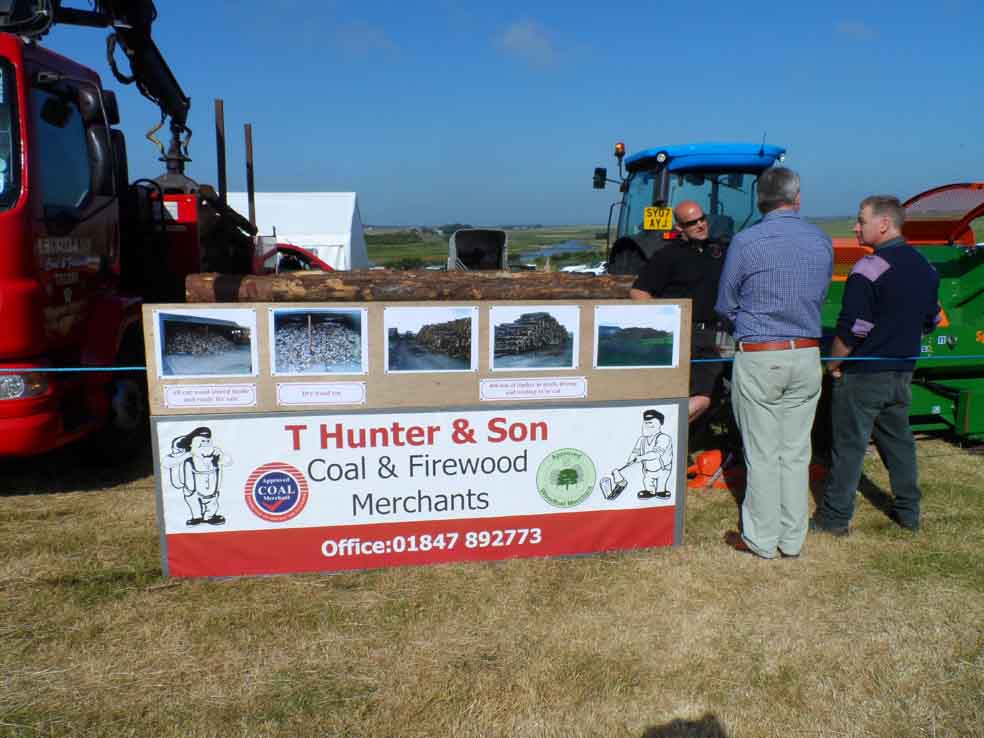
143, 298, 692, 578
142, 300, 690, 413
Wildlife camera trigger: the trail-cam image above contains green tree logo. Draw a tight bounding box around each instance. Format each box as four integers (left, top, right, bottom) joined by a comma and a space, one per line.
557, 468, 579, 489
537, 449, 596, 508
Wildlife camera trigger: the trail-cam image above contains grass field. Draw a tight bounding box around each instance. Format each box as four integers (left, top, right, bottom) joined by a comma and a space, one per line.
2, 433, 982, 738
811, 217, 858, 238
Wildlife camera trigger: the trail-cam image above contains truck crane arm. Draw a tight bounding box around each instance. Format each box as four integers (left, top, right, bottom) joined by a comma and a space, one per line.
0, 0, 191, 174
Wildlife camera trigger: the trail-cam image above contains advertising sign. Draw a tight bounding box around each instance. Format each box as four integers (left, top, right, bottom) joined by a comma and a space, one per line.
153, 402, 685, 577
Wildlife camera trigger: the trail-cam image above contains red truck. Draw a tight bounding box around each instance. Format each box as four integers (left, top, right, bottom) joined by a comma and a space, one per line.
0, 0, 257, 455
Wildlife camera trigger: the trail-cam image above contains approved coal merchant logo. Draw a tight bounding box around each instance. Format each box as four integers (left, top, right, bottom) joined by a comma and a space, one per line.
536, 448, 596, 508
244, 463, 310, 522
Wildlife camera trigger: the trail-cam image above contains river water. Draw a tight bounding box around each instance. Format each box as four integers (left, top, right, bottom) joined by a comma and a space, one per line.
518, 239, 596, 262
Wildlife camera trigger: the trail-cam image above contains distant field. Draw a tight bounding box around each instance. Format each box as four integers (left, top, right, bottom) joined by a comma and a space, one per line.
364, 231, 448, 267
366, 220, 857, 269
366, 226, 606, 269
811, 217, 857, 238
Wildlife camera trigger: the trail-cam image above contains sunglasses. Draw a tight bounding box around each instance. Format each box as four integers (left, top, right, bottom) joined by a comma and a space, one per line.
678, 214, 707, 228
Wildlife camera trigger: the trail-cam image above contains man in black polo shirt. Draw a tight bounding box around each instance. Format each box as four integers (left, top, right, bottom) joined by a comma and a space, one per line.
812, 195, 940, 535
630, 199, 728, 422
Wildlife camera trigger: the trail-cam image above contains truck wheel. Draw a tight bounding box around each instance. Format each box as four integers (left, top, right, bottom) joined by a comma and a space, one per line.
86, 372, 149, 463
108, 373, 148, 439
87, 328, 149, 462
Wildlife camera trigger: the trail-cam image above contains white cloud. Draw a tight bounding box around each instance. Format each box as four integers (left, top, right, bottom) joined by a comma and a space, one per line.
497, 20, 556, 67
836, 21, 876, 41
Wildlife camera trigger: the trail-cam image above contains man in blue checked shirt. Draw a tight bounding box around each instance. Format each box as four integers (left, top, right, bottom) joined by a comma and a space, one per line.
714, 167, 833, 559
811, 196, 939, 536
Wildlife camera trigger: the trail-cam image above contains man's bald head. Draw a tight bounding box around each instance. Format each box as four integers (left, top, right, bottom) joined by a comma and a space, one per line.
673, 200, 709, 242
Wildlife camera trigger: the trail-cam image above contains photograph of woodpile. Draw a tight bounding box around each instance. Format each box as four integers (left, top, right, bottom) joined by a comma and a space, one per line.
594, 305, 680, 369
272, 309, 365, 375
385, 307, 476, 372
491, 306, 578, 370
157, 310, 255, 377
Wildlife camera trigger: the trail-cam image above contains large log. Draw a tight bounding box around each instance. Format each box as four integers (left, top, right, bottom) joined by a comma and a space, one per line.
185, 270, 637, 303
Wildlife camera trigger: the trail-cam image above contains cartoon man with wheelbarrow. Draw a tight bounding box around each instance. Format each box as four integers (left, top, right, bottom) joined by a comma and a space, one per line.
600, 409, 674, 501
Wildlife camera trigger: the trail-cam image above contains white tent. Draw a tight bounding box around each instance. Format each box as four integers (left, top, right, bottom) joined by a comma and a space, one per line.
226, 192, 369, 270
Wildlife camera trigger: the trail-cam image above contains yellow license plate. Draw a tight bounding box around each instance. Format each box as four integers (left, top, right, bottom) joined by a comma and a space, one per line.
643, 206, 673, 231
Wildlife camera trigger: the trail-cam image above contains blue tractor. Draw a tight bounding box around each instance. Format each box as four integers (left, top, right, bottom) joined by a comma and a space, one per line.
593, 142, 786, 275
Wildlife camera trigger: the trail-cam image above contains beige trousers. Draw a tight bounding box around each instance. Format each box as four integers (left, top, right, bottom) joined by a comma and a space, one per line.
731, 347, 822, 557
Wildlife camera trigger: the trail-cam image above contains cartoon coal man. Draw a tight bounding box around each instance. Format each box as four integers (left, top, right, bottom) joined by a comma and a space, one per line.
162, 426, 233, 525
601, 408, 673, 500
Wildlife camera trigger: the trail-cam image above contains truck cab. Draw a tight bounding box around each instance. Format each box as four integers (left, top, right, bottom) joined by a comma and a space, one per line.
0, 32, 251, 456
0, 35, 144, 455
593, 142, 785, 275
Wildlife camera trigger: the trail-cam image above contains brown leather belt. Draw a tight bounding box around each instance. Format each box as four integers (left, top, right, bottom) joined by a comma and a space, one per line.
738, 338, 819, 352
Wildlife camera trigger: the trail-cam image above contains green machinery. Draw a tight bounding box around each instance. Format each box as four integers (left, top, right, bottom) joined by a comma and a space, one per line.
825, 183, 984, 440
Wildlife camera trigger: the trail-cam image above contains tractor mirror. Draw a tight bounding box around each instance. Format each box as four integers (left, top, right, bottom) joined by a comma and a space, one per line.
101, 90, 120, 126
593, 167, 607, 189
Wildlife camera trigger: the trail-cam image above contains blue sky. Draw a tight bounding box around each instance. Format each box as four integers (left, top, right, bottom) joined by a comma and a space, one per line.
46, 0, 982, 225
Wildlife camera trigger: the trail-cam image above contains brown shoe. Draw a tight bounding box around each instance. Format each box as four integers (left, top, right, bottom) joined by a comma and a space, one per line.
724, 530, 755, 555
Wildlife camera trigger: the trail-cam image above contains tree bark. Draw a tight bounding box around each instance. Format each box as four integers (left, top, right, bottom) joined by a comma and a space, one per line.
185, 271, 636, 303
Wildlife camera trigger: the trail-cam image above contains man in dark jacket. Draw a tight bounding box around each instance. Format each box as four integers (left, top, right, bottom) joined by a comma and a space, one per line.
630, 200, 729, 423
812, 195, 940, 535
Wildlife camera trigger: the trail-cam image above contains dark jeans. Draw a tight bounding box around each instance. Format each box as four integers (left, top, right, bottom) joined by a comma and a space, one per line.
816, 371, 921, 529
691, 327, 725, 397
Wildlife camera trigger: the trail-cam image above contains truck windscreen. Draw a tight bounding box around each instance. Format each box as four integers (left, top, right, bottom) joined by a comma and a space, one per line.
0, 59, 20, 211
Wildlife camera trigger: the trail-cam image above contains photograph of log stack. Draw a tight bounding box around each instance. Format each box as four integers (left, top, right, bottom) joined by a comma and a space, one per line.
155, 309, 257, 378
490, 306, 579, 371
385, 306, 478, 373
271, 308, 367, 375
594, 304, 681, 369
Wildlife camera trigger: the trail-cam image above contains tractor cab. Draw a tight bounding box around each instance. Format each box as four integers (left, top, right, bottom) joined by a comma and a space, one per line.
593, 142, 786, 275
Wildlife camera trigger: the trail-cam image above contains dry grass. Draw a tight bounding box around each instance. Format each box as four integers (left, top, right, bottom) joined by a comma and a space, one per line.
1, 438, 982, 738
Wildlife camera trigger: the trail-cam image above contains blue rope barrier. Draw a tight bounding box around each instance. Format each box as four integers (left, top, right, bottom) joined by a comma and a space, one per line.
0, 366, 148, 373
1, 356, 983, 373
691, 354, 983, 364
